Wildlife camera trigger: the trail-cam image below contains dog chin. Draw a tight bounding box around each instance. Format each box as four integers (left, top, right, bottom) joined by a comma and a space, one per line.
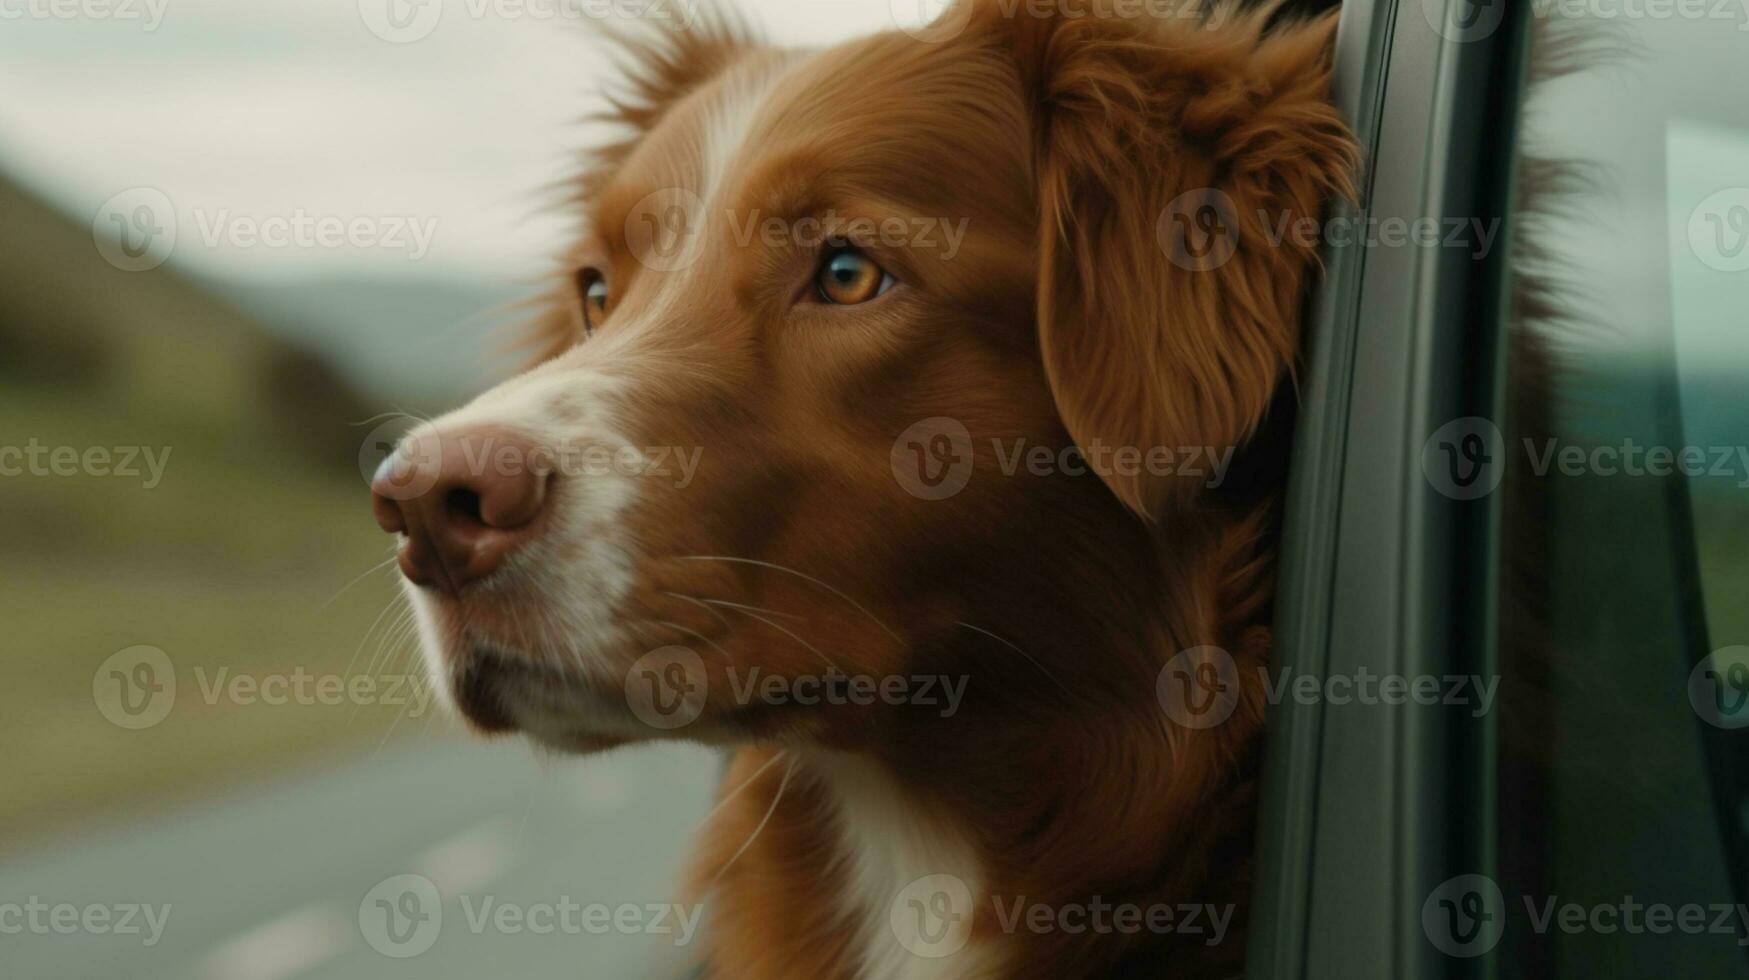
503, 707, 738, 757
517, 726, 638, 756
460, 686, 658, 756
440, 644, 620, 744
441, 642, 738, 755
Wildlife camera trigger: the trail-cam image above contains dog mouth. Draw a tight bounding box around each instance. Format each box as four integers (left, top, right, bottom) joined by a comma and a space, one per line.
437, 616, 819, 752
451, 647, 529, 733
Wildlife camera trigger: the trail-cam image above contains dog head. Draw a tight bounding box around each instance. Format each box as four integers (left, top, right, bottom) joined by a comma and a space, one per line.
370, 0, 1355, 754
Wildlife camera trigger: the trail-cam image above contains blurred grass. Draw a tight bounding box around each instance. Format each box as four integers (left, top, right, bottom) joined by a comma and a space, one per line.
1694, 491, 1749, 650
0, 176, 445, 854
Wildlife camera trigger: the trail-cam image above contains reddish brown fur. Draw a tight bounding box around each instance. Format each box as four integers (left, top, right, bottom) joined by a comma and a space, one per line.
479, 2, 1359, 976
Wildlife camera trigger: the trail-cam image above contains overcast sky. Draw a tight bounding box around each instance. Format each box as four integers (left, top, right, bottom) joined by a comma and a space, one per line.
0, 0, 932, 282
2, 0, 1743, 374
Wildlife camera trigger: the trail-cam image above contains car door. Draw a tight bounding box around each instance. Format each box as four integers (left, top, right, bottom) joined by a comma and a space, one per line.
1252, 0, 1749, 977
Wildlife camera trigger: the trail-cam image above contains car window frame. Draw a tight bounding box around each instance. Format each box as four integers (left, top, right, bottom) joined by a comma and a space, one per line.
1250, 1, 1529, 977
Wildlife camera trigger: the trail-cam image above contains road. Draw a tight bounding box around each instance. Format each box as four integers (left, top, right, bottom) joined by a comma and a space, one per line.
0, 739, 722, 979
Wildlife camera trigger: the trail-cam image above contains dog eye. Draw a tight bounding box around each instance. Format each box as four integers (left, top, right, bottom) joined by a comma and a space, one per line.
817, 247, 893, 305
577, 268, 610, 332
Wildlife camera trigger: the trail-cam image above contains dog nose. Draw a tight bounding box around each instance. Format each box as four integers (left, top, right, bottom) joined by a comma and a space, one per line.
370, 427, 553, 594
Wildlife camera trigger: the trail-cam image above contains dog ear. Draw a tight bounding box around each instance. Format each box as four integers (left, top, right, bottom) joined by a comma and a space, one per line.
972, 2, 1358, 519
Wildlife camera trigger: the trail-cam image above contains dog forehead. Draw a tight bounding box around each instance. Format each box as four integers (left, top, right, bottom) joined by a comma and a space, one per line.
601, 27, 1022, 222
601, 46, 804, 216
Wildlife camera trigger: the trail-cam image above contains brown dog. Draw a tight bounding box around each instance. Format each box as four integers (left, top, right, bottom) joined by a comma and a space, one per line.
370, 1, 1356, 975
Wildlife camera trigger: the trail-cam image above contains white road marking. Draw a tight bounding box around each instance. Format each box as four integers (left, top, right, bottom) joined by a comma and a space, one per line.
201, 904, 349, 980
414, 817, 518, 894
198, 818, 519, 979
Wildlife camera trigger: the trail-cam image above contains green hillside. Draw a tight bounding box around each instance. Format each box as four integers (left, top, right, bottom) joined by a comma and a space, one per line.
0, 176, 440, 852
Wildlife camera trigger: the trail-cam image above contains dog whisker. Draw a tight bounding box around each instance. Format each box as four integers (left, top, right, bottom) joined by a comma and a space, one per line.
660, 591, 737, 634
343, 592, 407, 682
708, 603, 841, 673
365, 607, 418, 682
957, 621, 1075, 698
321, 552, 400, 610
370, 681, 418, 757
356, 605, 411, 686
357, 622, 421, 730
651, 619, 733, 660
706, 754, 797, 890
352, 608, 421, 727
698, 598, 802, 621
690, 749, 789, 836
677, 556, 903, 643
349, 407, 436, 430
